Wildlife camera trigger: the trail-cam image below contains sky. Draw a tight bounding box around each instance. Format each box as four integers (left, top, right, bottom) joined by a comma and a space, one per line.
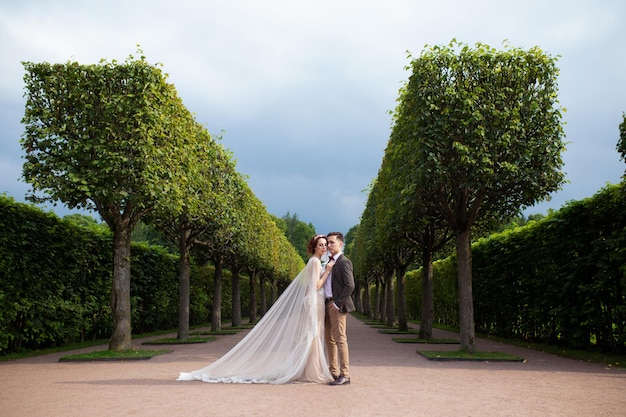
1, 0, 624, 235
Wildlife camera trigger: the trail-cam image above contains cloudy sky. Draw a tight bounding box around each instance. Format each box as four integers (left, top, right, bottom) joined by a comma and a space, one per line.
1, 0, 624, 235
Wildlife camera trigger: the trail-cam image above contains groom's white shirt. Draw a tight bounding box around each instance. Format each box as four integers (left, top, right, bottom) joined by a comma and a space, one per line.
323, 251, 342, 299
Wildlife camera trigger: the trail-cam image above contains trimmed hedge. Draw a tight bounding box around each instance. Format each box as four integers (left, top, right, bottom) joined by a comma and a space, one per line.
407, 183, 626, 353
0, 197, 107, 352
0, 196, 181, 354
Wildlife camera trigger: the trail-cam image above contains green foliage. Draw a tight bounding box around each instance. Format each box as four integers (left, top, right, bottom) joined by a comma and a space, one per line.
406, 258, 458, 325
343, 225, 358, 259
0, 197, 210, 355
21, 56, 189, 217
408, 183, 626, 353
188, 262, 213, 325
129, 243, 179, 333
63, 213, 104, 230
274, 212, 316, 262
392, 40, 566, 223
131, 221, 174, 249
20, 53, 219, 350
360, 39, 568, 352
0, 196, 113, 352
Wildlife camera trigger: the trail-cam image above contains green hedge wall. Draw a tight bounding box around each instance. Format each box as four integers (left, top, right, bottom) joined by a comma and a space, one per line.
0, 196, 183, 354
1, 197, 109, 352
407, 183, 626, 353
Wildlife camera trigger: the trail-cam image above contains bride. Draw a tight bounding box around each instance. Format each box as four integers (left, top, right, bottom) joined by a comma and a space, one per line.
177, 234, 335, 384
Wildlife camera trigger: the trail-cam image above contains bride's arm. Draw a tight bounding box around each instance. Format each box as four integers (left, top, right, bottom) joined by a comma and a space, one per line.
316, 260, 334, 290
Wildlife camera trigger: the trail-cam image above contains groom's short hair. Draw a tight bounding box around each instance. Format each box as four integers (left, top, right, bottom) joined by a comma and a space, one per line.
327, 231, 344, 243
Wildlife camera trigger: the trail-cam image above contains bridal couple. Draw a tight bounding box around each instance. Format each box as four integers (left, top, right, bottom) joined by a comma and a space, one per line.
177, 232, 355, 385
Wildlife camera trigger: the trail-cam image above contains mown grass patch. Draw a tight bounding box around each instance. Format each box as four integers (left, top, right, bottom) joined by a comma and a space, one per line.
418, 349, 525, 362
191, 330, 240, 336
142, 336, 215, 345
229, 323, 256, 329
378, 329, 420, 335
59, 348, 171, 362
393, 337, 459, 344
480, 334, 625, 369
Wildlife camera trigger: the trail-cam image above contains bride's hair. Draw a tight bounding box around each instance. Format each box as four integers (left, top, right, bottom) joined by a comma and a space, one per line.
306, 234, 327, 255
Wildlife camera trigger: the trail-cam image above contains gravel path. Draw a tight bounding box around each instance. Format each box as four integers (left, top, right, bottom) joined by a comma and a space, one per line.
1, 314, 624, 417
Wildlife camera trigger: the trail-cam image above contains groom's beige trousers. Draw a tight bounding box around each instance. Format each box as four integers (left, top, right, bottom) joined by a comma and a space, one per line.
325, 304, 349, 378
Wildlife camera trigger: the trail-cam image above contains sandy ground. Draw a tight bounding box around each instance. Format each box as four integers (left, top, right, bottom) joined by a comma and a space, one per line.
1, 314, 625, 417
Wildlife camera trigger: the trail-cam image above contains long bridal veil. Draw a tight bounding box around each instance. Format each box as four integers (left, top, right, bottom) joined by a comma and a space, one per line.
177, 257, 332, 384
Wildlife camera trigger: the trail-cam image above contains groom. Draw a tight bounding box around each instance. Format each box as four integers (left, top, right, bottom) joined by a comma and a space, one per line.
323, 232, 355, 386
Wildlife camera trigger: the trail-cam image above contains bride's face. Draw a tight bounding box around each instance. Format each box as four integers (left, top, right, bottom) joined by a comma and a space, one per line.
314, 238, 327, 258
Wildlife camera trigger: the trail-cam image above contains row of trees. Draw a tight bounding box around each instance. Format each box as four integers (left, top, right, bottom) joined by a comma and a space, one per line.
1, 195, 312, 354
20, 53, 302, 351
17, 41, 624, 356
400, 182, 626, 352
352, 40, 568, 353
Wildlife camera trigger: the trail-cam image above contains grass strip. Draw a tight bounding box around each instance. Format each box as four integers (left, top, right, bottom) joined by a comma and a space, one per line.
481, 334, 625, 368
393, 337, 459, 344
378, 329, 420, 334
142, 336, 215, 345
59, 349, 171, 362
191, 330, 240, 336
418, 349, 526, 362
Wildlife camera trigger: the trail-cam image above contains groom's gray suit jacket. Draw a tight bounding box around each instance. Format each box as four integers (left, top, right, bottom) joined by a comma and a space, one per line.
331, 254, 356, 313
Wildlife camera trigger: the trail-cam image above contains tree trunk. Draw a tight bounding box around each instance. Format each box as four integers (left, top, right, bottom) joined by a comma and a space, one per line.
379, 281, 386, 322
456, 227, 476, 353
419, 248, 434, 340
177, 229, 191, 340
385, 267, 395, 328
396, 265, 408, 332
249, 270, 257, 323
231, 265, 241, 327
272, 278, 278, 303
109, 221, 132, 351
211, 257, 223, 332
353, 279, 361, 315
259, 274, 267, 315
362, 279, 371, 318
374, 279, 381, 321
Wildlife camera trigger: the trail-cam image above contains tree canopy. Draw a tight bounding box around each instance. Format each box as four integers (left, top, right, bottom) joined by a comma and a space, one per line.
358, 40, 567, 352
21, 54, 230, 350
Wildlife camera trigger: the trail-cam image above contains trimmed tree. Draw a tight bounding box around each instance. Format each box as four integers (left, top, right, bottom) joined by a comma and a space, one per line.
145, 125, 241, 340
392, 40, 567, 352
21, 55, 194, 350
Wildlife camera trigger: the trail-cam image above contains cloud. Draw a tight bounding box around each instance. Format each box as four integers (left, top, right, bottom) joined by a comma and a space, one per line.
1, 0, 624, 235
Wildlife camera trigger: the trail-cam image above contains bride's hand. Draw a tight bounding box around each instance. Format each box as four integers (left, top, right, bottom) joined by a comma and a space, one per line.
325, 260, 335, 272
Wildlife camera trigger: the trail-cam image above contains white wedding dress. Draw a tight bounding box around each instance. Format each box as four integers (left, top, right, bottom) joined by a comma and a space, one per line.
177, 257, 333, 384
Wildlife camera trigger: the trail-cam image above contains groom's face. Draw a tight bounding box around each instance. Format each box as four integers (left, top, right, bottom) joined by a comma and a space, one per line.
327, 236, 342, 256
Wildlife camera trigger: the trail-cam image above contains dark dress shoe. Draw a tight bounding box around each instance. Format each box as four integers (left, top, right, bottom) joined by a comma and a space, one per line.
329, 376, 350, 385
